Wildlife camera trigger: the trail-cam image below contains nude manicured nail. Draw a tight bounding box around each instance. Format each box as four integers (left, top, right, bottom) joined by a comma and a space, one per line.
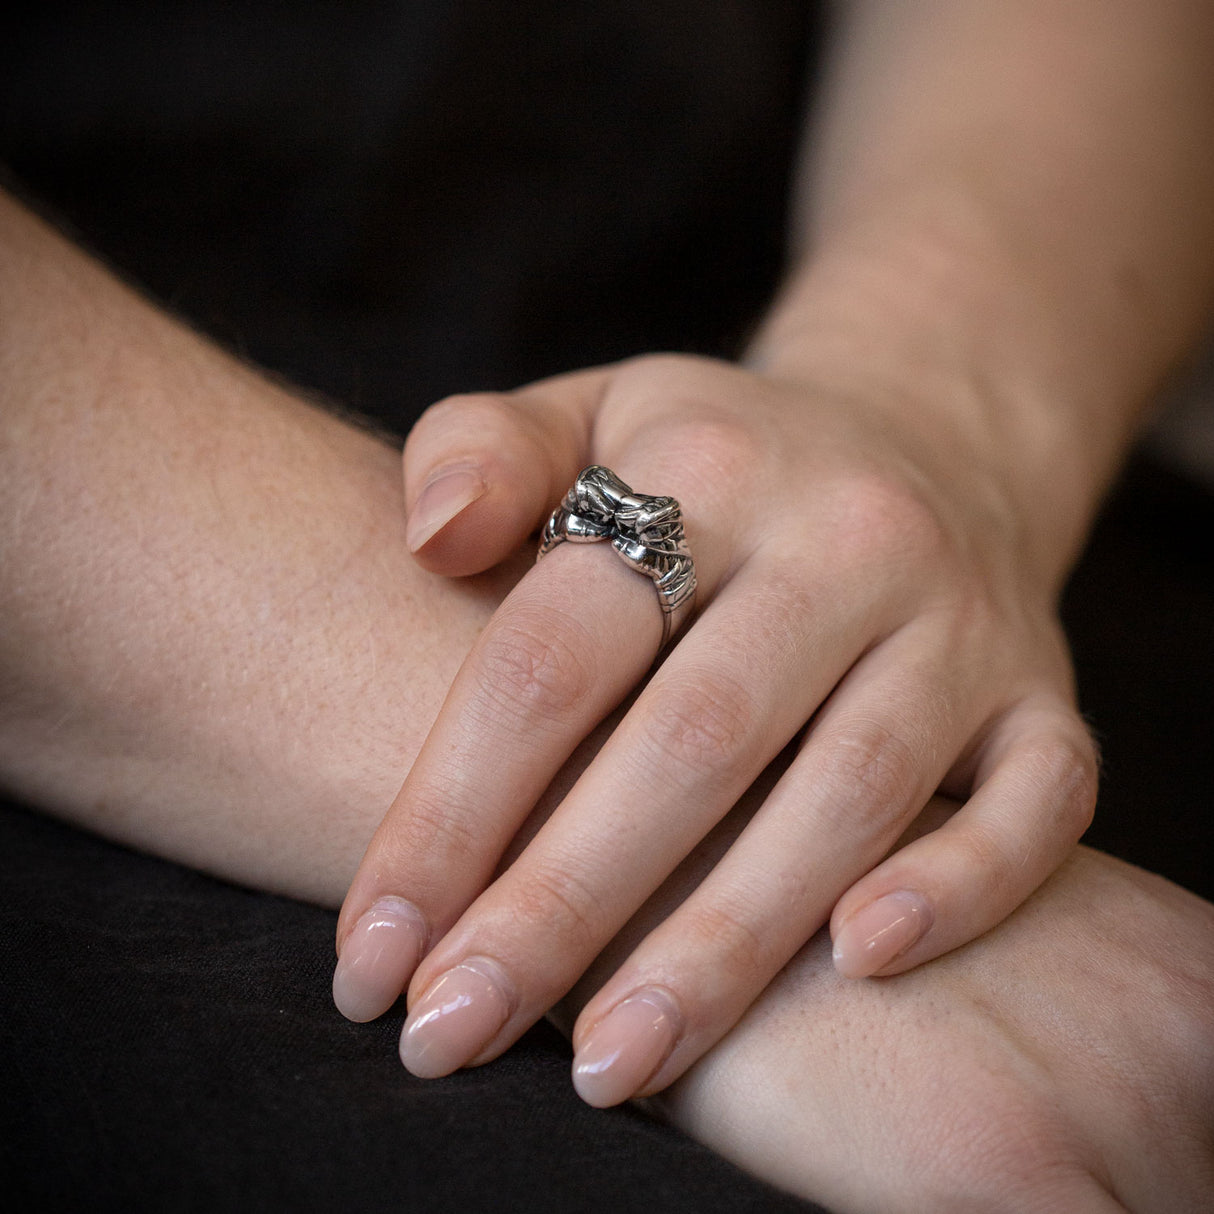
406, 465, 486, 552
832, 891, 932, 979
572, 991, 679, 1108
398, 959, 511, 1079
332, 897, 427, 1022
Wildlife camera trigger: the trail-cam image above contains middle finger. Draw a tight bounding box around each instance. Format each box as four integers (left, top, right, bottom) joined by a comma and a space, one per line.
393, 549, 894, 1077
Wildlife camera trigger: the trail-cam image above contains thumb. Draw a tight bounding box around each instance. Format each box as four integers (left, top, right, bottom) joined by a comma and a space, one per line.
403, 368, 608, 576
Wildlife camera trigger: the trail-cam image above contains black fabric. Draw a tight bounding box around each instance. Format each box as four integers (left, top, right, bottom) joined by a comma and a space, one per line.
2, 0, 819, 435
2, 3, 1212, 1211
0, 801, 813, 1213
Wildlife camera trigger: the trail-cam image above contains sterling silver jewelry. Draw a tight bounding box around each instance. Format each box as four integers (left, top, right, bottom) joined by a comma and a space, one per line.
538, 465, 696, 648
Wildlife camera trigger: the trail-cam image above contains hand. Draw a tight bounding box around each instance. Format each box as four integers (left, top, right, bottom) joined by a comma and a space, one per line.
650, 833, 1214, 1214
333, 351, 1098, 1106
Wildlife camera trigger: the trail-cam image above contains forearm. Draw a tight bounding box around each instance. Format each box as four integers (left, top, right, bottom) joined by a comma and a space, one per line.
752, 0, 1214, 587
0, 188, 519, 900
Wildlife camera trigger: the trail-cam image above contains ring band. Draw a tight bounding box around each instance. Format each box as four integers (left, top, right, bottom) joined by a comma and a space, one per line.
537, 465, 696, 648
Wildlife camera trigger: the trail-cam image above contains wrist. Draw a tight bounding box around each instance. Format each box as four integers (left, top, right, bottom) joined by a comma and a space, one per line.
747, 201, 1137, 591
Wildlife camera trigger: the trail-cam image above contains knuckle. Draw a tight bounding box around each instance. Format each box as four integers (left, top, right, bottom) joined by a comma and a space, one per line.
608, 356, 769, 492
962, 817, 1013, 873
826, 468, 951, 568
817, 718, 920, 837
612, 353, 724, 412
1022, 731, 1100, 838
729, 564, 823, 657
388, 789, 482, 872
641, 670, 758, 778
680, 897, 775, 984
506, 858, 603, 953
476, 612, 595, 723
656, 415, 767, 496
948, 822, 1021, 903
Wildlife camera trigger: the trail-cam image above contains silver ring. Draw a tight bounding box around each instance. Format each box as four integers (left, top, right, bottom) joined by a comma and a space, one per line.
537, 465, 696, 648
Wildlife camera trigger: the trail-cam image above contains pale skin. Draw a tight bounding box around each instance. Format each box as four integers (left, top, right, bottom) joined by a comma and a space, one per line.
0, 190, 1210, 1213
334, 0, 1214, 1108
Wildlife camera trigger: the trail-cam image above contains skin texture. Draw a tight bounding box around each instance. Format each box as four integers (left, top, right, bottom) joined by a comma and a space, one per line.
0, 190, 1210, 1213
0, 189, 515, 894
335, 0, 1214, 1105
656, 843, 1214, 1214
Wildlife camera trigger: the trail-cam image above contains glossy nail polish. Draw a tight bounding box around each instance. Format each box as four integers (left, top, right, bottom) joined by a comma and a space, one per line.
572, 990, 679, 1108
398, 959, 511, 1079
332, 897, 426, 1022
832, 891, 932, 979
406, 465, 486, 552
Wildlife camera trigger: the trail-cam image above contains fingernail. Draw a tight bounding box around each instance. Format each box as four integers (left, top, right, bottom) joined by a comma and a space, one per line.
572, 990, 679, 1108
406, 465, 486, 552
398, 958, 511, 1079
832, 891, 932, 979
332, 897, 427, 1022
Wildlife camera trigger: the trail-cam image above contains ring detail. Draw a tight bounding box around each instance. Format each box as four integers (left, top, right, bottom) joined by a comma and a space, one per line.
538, 465, 696, 647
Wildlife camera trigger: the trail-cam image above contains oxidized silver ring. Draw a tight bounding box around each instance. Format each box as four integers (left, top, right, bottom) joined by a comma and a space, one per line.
537, 465, 696, 648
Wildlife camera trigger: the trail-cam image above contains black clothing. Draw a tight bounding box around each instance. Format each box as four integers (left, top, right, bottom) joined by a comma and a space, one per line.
2, 0, 819, 433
